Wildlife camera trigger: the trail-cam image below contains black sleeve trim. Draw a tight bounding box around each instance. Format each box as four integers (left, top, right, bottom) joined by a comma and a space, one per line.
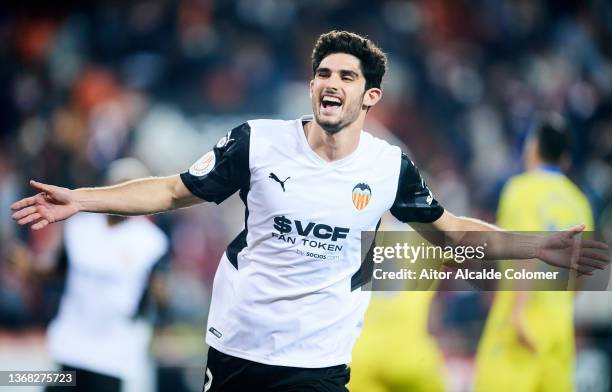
389, 153, 444, 223
180, 172, 204, 200
226, 186, 250, 269
351, 219, 381, 291
180, 123, 251, 204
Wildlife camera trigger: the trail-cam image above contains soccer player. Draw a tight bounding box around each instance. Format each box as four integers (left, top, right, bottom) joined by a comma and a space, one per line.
473, 117, 594, 392
44, 158, 169, 392
11, 31, 608, 392
349, 218, 446, 392
349, 290, 446, 392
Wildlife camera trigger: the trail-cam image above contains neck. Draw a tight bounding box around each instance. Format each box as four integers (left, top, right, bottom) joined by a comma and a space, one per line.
304, 118, 363, 162
526, 156, 543, 171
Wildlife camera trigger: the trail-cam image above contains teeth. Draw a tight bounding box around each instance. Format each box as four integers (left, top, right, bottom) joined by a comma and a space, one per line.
322, 96, 342, 104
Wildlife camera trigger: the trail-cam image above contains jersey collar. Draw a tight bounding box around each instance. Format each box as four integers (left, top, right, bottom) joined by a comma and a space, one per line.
537, 164, 563, 174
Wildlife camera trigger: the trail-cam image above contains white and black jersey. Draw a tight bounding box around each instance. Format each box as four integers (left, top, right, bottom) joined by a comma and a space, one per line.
47, 213, 168, 379
181, 115, 443, 368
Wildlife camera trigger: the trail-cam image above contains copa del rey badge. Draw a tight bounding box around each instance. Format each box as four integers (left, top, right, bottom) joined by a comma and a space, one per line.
189, 151, 215, 176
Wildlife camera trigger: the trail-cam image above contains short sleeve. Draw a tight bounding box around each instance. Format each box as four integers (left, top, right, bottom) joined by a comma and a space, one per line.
390, 153, 444, 223
180, 122, 250, 204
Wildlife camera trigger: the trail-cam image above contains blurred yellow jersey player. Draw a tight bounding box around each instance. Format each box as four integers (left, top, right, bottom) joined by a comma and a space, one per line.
349, 218, 446, 392
474, 116, 594, 392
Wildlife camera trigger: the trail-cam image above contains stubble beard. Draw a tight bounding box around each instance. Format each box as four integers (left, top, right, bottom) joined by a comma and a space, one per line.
313, 96, 363, 135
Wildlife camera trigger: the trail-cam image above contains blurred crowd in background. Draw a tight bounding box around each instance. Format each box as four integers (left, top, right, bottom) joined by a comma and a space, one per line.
1, 0, 611, 391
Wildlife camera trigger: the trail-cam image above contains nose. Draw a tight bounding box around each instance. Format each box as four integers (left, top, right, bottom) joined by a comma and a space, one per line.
323, 86, 339, 96
322, 72, 342, 90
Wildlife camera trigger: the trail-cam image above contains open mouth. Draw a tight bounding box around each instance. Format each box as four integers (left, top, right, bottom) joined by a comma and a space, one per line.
320, 95, 343, 115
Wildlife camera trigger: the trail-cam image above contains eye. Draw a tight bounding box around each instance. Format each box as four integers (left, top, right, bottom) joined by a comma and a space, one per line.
341, 72, 357, 81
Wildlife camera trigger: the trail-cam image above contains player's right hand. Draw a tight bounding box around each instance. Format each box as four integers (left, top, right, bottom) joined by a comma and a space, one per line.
10, 180, 80, 230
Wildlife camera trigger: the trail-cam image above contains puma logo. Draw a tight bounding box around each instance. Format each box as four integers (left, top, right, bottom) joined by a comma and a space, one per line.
269, 173, 290, 192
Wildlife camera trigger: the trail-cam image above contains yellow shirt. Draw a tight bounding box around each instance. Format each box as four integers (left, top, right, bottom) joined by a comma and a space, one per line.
349, 219, 445, 392
497, 168, 593, 232
474, 168, 593, 392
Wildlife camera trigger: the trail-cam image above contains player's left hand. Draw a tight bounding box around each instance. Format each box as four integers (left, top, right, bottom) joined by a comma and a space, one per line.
537, 225, 610, 274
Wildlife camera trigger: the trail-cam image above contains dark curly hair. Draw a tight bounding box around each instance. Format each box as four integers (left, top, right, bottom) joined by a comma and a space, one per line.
534, 114, 570, 164
311, 31, 387, 91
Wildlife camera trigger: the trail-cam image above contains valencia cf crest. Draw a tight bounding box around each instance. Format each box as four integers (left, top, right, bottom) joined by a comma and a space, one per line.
352, 183, 372, 210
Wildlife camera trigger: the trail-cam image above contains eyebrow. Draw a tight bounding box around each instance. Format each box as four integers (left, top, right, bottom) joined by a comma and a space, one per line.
340, 70, 359, 78
317, 67, 360, 78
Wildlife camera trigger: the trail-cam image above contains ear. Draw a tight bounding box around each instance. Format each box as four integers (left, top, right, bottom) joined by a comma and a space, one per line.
363, 87, 382, 108
309, 79, 314, 99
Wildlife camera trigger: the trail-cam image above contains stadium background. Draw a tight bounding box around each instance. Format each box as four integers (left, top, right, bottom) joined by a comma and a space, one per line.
0, 0, 611, 391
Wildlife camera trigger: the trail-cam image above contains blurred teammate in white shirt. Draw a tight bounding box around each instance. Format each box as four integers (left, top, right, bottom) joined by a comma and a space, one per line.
45, 158, 169, 392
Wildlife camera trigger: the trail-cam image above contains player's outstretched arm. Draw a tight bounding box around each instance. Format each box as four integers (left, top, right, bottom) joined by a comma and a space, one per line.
11, 175, 201, 230
412, 211, 610, 275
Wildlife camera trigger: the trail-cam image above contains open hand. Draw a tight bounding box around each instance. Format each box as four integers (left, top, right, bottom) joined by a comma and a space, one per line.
537, 225, 610, 275
11, 180, 80, 230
